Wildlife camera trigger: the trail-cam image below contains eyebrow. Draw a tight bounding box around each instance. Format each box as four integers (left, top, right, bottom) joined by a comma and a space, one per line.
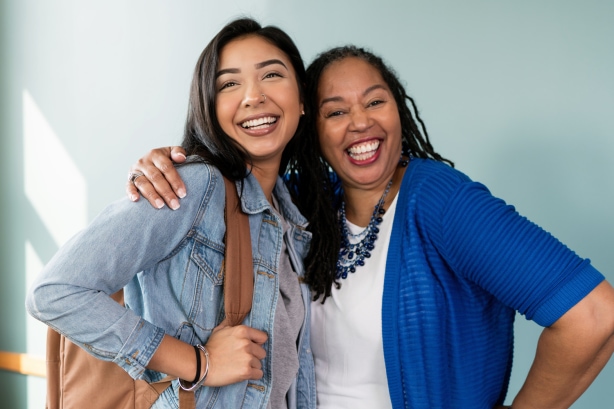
319, 84, 388, 107
216, 59, 288, 78
256, 59, 288, 70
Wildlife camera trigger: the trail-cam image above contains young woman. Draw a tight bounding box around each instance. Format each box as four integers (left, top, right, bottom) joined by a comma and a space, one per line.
126, 47, 614, 408
27, 18, 333, 409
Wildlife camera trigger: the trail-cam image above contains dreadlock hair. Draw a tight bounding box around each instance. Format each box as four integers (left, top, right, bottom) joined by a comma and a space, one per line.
182, 17, 307, 181
289, 45, 454, 302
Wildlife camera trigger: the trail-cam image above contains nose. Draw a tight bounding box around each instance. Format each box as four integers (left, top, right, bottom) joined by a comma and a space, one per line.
349, 107, 372, 132
243, 85, 266, 107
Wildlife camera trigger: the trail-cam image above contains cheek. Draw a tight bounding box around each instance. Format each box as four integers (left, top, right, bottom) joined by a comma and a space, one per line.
283, 94, 302, 126
317, 133, 338, 166
388, 110, 402, 136
317, 121, 343, 150
215, 99, 235, 134
280, 86, 303, 116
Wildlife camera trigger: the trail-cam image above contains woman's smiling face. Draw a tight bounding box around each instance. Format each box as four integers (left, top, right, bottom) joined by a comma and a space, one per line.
215, 35, 303, 170
316, 57, 403, 192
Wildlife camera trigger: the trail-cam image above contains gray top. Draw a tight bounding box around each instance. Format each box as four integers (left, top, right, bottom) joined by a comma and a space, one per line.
268, 197, 305, 409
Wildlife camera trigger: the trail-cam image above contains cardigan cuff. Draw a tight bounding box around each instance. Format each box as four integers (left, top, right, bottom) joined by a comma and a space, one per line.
532, 262, 604, 326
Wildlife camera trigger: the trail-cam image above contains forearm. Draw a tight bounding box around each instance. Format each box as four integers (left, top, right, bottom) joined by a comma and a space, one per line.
511, 281, 614, 408
147, 334, 200, 382
512, 326, 613, 408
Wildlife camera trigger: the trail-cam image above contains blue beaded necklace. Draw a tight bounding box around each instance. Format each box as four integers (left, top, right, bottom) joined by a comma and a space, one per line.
336, 155, 410, 280
336, 179, 393, 279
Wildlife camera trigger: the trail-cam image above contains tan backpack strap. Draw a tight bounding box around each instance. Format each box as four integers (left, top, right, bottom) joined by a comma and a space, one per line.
148, 376, 175, 395
135, 377, 171, 409
179, 388, 196, 409
222, 177, 254, 327
45, 327, 61, 409
141, 376, 195, 409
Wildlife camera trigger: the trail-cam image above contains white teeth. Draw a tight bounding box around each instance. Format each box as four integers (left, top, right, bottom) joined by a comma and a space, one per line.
347, 141, 380, 160
241, 116, 277, 129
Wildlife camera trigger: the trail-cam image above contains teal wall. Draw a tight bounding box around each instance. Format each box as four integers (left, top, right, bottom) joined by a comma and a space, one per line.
1, 1, 612, 407
1, 0, 29, 407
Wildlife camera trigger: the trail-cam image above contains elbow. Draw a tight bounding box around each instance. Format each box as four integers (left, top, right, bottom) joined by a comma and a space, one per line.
597, 297, 614, 367
587, 281, 614, 353
598, 281, 614, 335
605, 311, 614, 343
602, 293, 614, 355
551, 280, 614, 354
25, 281, 46, 323
25, 279, 59, 326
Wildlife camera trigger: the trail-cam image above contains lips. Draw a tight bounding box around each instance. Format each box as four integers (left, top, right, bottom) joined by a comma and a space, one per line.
347, 140, 380, 161
241, 116, 278, 129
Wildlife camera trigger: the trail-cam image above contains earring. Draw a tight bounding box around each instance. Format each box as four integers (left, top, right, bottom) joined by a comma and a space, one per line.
301, 109, 305, 115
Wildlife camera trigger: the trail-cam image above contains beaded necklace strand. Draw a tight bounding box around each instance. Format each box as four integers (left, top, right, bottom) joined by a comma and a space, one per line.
335, 154, 410, 280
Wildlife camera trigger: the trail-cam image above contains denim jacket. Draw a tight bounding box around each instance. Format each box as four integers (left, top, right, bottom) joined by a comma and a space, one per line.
26, 160, 316, 409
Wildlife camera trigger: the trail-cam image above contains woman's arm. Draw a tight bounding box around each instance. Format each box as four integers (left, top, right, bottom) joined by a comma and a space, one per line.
26, 193, 195, 367
149, 326, 268, 387
426, 170, 614, 408
29, 163, 269, 386
126, 146, 188, 209
510, 280, 614, 409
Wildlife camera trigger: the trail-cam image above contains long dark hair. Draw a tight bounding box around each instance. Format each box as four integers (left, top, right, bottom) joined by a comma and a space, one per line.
289, 45, 454, 301
182, 18, 306, 181
180, 18, 343, 301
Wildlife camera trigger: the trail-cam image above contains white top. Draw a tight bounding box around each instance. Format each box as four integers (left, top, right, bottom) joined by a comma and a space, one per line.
310, 195, 398, 409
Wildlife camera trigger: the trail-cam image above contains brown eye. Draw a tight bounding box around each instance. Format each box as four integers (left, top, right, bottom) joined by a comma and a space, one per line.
325, 110, 344, 118
219, 81, 238, 91
264, 72, 283, 79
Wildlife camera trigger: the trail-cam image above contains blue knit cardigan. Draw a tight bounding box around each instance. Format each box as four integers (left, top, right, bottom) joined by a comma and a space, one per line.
381, 158, 604, 408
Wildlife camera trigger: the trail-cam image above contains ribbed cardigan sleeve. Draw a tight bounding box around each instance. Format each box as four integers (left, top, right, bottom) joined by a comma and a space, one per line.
426, 164, 604, 326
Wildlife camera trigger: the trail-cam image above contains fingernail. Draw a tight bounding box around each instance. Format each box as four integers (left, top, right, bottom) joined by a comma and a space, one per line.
177, 188, 186, 198
170, 199, 180, 210
155, 199, 165, 209
130, 194, 138, 202
177, 152, 186, 159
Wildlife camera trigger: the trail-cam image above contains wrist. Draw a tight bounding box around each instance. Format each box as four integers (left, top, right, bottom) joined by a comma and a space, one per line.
179, 344, 210, 391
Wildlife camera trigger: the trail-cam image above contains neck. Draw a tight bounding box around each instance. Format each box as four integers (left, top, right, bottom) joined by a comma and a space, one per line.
250, 164, 280, 204
343, 165, 406, 227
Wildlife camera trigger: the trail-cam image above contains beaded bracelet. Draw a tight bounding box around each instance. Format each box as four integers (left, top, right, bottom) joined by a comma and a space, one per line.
179, 344, 210, 392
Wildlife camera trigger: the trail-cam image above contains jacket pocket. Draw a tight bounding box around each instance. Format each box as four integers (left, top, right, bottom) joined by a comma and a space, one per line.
178, 238, 225, 336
